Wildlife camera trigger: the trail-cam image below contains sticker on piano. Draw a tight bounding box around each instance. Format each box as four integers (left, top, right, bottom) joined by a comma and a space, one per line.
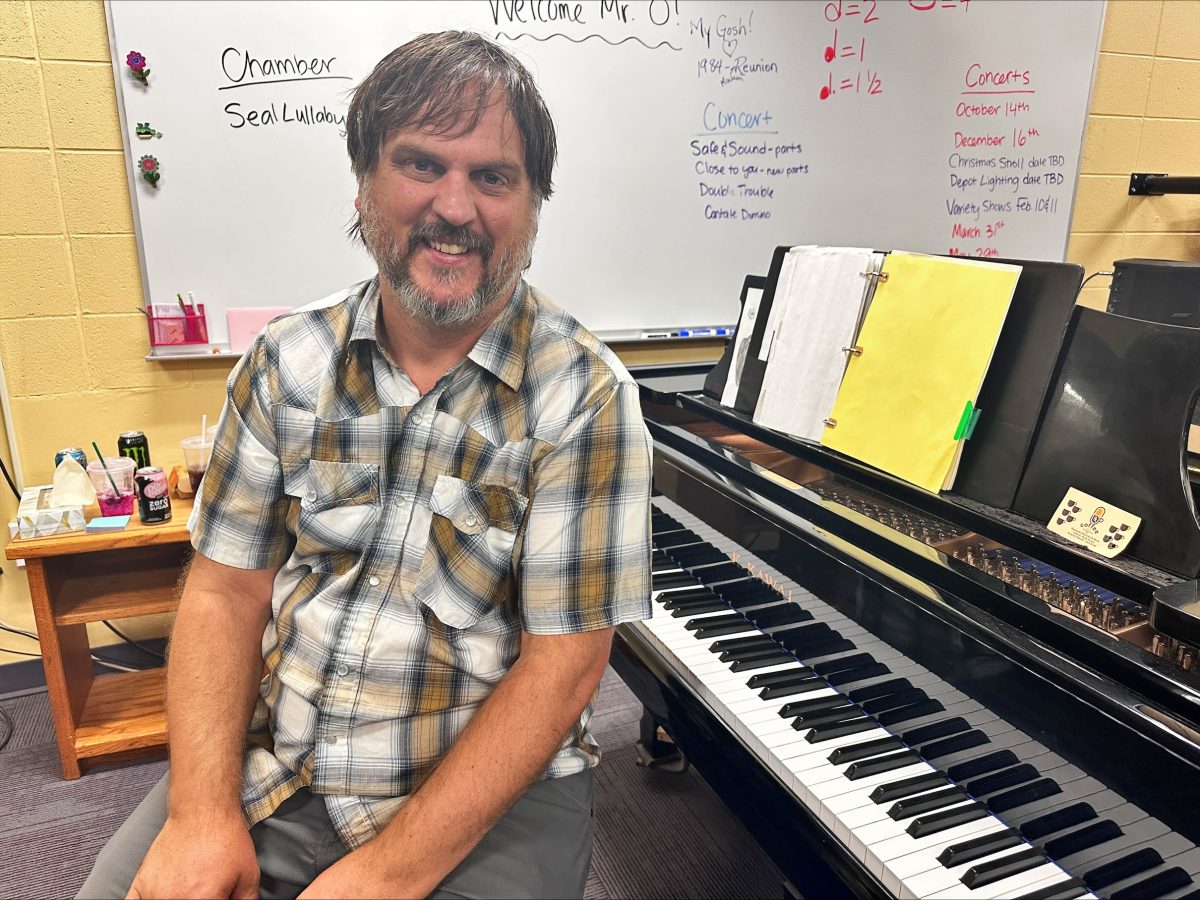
1046, 488, 1141, 559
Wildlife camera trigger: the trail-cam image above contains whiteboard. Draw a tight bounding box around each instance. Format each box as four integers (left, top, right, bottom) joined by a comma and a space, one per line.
107, 0, 1104, 348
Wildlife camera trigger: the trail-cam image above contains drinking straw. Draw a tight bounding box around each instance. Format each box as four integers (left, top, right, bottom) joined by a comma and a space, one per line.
90, 441, 120, 495
201, 414, 207, 444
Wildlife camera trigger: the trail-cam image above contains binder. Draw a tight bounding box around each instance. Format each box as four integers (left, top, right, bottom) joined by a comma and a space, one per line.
952, 258, 1083, 509
733, 246, 807, 415
820, 252, 1022, 493
752, 247, 884, 443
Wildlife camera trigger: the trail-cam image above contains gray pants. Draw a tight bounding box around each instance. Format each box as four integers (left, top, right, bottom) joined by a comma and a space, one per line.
78, 769, 594, 899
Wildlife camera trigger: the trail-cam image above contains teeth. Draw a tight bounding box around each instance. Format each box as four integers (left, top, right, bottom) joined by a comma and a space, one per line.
430, 241, 468, 255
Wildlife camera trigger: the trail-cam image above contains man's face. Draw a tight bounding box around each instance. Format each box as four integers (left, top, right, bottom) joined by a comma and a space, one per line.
357, 93, 538, 329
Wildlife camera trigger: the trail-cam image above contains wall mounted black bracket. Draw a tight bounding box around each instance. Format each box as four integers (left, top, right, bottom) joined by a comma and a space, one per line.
1129, 172, 1200, 195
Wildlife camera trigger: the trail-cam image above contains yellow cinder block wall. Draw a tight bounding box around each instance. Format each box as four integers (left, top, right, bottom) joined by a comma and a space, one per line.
0, 0, 1198, 661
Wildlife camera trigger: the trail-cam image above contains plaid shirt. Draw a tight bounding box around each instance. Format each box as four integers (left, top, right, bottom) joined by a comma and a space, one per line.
189, 278, 653, 849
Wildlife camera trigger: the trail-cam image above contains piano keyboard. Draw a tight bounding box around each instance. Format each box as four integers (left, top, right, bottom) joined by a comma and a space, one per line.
633, 497, 1200, 900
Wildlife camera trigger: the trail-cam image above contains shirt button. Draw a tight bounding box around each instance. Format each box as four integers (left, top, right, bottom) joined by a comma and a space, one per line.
465, 515, 479, 527
325, 734, 338, 745
411, 414, 423, 425
306, 490, 317, 502
336, 664, 349, 676
368, 576, 380, 587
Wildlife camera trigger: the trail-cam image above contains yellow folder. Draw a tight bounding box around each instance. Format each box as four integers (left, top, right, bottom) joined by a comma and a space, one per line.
820, 252, 1021, 492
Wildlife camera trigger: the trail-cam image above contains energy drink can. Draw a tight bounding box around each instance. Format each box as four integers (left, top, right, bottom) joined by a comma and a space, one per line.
134, 466, 172, 524
118, 431, 152, 469
54, 447, 88, 469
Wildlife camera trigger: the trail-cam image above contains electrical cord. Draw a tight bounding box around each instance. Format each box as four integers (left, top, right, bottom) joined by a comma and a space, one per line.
102, 620, 165, 662
0, 455, 18, 500
1079, 270, 1114, 292
1, 618, 153, 671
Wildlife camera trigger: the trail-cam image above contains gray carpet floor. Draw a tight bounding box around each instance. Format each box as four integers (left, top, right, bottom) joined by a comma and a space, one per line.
0, 667, 783, 899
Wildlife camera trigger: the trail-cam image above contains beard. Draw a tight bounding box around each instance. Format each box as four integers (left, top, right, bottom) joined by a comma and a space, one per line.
357, 190, 537, 329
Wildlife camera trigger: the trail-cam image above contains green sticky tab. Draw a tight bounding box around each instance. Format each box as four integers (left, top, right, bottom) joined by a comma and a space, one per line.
953, 400, 974, 440
963, 406, 983, 440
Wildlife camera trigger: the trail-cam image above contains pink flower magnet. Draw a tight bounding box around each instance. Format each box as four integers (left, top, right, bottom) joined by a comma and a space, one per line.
138, 154, 160, 187
126, 50, 150, 84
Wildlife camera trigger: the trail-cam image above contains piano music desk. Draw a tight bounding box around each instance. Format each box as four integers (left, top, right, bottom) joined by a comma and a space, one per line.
5, 498, 193, 779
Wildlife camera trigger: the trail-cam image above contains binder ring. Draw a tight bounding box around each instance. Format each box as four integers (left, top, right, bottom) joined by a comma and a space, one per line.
841, 346, 863, 357
823, 417, 838, 428
860, 270, 889, 282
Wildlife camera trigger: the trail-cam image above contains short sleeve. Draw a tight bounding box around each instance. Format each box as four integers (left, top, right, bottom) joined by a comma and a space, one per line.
190, 337, 294, 570
519, 380, 653, 633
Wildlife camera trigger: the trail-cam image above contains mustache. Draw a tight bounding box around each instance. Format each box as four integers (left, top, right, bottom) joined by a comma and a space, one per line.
407, 222, 493, 264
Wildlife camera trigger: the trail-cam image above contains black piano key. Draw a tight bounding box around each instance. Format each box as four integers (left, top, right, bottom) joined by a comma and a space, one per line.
1017, 876, 1089, 900
888, 786, 970, 821
846, 750, 922, 780
987, 778, 1062, 814
901, 717, 971, 746
654, 529, 702, 547
659, 586, 717, 606
861, 688, 928, 716
653, 571, 702, 590
718, 643, 783, 663
947, 749, 1019, 782
1021, 803, 1097, 841
1053, 815, 1178, 874
668, 543, 723, 562
717, 580, 781, 602
1043, 820, 1123, 860
825, 662, 890, 687
792, 705, 866, 731
961, 847, 1048, 890
1110, 867, 1192, 900
709, 634, 775, 654
686, 614, 748, 635
966, 764, 1041, 799
791, 637, 857, 660
730, 650, 795, 672
725, 594, 788, 612
771, 621, 835, 644
921, 729, 990, 761
906, 801, 990, 838
847, 678, 913, 703
747, 666, 813, 688
778, 694, 848, 718
812, 652, 876, 676
870, 771, 951, 804
1084, 847, 1163, 889
804, 717, 877, 743
689, 561, 749, 582
761, 677, 830, 700
828, 736, 905, 765
747, 604, 814, 628
670, 600, 729, 617
876, 698, 944, 727
938, 827, 1023, 867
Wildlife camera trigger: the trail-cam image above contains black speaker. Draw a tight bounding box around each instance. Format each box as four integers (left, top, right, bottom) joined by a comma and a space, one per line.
1106, 258, 1200, 327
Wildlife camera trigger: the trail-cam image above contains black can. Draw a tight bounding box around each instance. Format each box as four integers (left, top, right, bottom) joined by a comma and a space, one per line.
134, 466, 172, 524
118, 431, 151, 469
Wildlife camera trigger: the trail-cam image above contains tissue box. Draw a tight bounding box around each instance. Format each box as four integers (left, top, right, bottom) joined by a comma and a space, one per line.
8, 484, 86, 540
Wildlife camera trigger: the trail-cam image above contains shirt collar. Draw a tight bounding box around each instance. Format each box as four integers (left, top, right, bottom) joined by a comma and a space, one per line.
351, 277, 534, 393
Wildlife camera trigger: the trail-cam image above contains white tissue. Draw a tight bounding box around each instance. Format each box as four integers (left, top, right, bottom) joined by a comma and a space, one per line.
50, 455, 97, 507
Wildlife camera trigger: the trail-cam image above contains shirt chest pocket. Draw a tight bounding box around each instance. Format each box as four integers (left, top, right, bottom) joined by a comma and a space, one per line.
295, 459, 381, 575
414, 475, 529, 630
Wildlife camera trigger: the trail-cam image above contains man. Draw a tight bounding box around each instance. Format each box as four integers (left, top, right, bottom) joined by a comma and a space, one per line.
80, 31, 652, 899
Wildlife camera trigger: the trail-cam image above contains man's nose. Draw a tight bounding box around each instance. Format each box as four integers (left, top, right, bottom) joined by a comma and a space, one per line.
431, 171, 477, 227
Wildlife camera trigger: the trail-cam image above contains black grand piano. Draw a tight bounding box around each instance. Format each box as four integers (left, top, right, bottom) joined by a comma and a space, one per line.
611, 359, 1200, 900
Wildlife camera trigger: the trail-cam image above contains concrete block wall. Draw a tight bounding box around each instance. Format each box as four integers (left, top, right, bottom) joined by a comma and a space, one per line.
0, 0, 1198, 655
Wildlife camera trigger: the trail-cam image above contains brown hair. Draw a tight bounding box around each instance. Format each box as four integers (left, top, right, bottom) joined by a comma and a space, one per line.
346, 31, 557, 203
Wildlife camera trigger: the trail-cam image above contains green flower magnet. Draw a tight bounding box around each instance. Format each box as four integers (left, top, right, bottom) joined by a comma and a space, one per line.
138, 154, 161, 187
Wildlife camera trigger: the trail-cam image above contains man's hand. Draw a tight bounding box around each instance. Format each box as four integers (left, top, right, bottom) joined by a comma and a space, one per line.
126, 814, 259, 899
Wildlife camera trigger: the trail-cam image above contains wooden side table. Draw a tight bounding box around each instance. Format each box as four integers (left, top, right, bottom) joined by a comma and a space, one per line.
5, 498, 193, 779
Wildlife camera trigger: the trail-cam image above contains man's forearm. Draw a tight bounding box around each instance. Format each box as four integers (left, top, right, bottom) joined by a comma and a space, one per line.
164, 554, 275, 817
362, 628, 612, 894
